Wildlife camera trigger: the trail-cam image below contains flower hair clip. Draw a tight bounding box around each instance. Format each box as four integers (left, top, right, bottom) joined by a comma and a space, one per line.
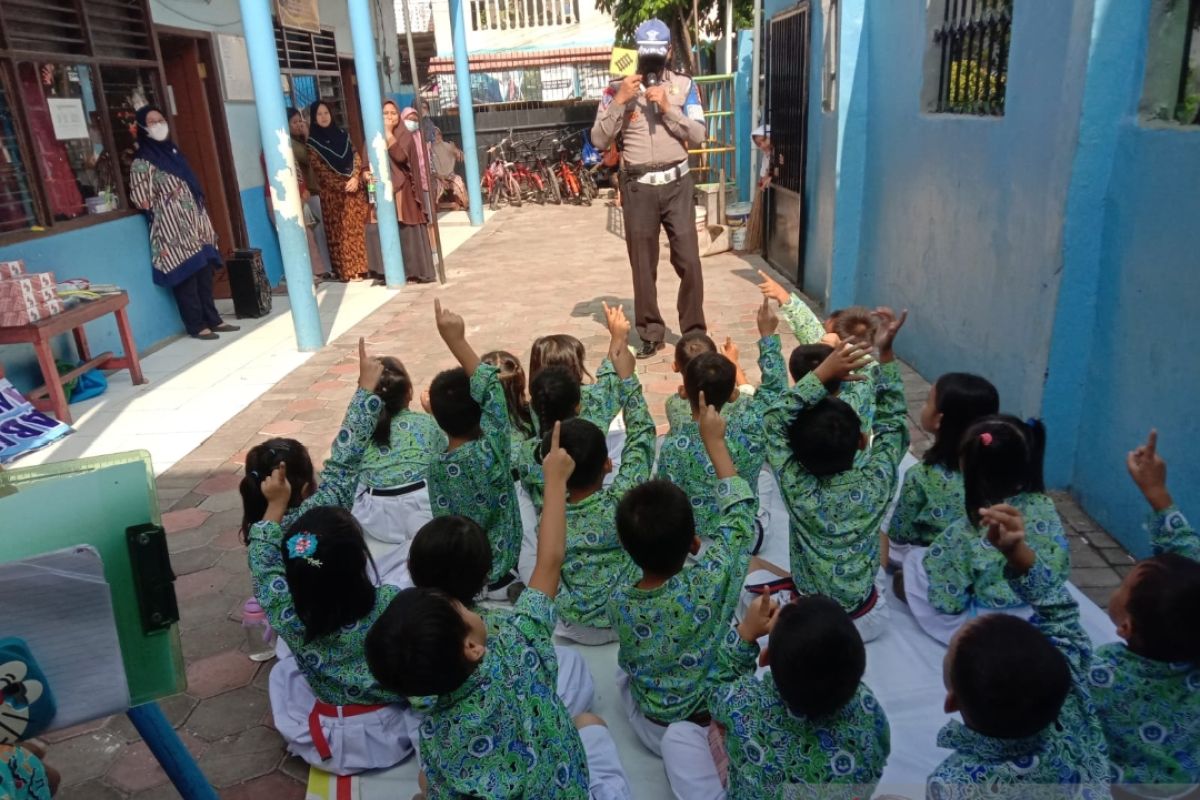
286, 532, 322, 567
979, 432, 994, 446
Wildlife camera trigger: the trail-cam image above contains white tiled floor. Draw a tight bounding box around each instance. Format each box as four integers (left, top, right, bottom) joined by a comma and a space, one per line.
16, 211, 490, 475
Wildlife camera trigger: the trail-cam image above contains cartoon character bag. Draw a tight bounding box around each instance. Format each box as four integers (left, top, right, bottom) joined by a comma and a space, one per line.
0, 639, 56, 743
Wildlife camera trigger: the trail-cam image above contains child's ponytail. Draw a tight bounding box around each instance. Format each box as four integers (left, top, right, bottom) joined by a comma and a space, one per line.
959, 415, 1048, 527
371, 357, 413, 448
239, 438, 314, 543
482, 350, 535, 438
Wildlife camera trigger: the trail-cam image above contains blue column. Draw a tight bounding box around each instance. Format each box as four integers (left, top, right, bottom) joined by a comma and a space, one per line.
127, 703, 217, 799
448, 0, 484, 225
348, 0, 407, 288
734, 30, 753, 203
238, 0, 323, 351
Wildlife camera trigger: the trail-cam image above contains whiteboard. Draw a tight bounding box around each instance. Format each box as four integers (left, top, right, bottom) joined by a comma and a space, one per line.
216, 33, 255, 102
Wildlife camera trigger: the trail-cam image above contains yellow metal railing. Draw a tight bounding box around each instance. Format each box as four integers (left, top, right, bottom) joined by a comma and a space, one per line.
689, 73, 737, 189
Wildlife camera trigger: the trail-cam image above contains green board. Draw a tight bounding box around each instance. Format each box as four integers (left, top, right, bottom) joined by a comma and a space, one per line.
0, 450, 185, 707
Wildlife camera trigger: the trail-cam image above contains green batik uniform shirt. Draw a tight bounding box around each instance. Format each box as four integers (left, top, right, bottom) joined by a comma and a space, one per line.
764, 365, 909, 612
888, 461, 968, 546
418, 588, 589, 800
923, 492, 1070, 615
558, 375, 656, 627
609, 476, 757, 723
708, 627, 891, 798
1088, 507, 1200, 794
927, 561, 1112, 799
656, 336, 786, 538
249, 519, 402, 705
427, 363, 521, 583
357, 409, 447, 489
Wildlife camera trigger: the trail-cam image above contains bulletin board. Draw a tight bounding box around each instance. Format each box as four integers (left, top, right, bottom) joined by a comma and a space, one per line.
0, 451, 185, 711
216, 33, 256, 102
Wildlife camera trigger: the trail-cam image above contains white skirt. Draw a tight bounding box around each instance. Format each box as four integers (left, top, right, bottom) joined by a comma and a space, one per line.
268, 655, 415, 775
902, 547, 1033, 645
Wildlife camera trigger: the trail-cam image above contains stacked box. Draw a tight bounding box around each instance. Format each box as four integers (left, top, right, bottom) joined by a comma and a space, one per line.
0, 260, 25, 279
0, 271, 62, 326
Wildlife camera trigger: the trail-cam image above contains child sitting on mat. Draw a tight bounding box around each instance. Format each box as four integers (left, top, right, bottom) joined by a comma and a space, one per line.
928, 503, 1110, 797
609, 395, 758, 756
367, 423, 632, 799
1089, 429, 1200, 794
900, 415, 1070, 645
761, 310, 909, 643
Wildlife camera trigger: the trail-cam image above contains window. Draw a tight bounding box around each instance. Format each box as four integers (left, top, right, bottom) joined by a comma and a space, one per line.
821, 0, 839, 112
923, 0, 1013, 116
275, 22, 349, 128
1141, 0, 1200, 124
0, 0, 162, 240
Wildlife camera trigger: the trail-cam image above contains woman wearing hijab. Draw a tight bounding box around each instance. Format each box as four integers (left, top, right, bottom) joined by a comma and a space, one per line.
129, 106, 238, 341
383, 101, 436, 283
260, 107, 332, 281
306, 100, 369, 282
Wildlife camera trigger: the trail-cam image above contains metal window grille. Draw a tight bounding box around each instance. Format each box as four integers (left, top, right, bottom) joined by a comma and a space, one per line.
931, 0, 1013, 116
767, 7, 810, 193
0, 77, 38, 233
274, 21, 340, 73
469, 0, 581, 32
0, 0, 156, 63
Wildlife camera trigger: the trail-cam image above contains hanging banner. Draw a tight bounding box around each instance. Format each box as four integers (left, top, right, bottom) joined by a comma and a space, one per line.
0, 379, 72, 465
276, 0, 321, 33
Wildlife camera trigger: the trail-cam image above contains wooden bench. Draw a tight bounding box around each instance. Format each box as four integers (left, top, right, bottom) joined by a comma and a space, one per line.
0, 292, 146, 424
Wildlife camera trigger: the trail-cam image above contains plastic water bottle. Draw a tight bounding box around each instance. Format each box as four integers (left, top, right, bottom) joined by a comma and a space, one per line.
241, 598, 276, 662
366, 171, 377, 206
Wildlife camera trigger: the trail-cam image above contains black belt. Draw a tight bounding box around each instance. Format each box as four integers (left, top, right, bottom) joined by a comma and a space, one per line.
362, 480, 425, 497
487, 570, 519, 592
623, 161, 686, 178
648, 710, 712, 728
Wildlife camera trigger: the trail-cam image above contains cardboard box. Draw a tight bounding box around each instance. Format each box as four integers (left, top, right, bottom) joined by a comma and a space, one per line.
0, 296, 63, 327
0, 272, 57, 305
0, 260, 25, 279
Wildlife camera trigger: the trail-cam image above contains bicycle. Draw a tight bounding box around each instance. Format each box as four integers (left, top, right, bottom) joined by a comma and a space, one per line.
553, 129, 589, 206
511, 139, 550, 204
524, 131, 562, 205
481, 135, 522, 210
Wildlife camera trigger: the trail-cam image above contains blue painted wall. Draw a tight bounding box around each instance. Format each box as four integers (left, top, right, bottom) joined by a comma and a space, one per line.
853, 0, 1094, 417
0, 216, 182, 392
801, 0, 837, 304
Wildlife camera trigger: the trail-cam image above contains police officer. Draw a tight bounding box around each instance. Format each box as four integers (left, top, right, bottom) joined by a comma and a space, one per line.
591, 19, 707, 358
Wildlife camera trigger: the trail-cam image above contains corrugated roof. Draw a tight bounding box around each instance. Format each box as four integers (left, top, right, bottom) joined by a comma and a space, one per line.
427, 46, 612, 73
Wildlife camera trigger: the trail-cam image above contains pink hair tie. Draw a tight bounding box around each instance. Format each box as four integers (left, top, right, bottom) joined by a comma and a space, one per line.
979, 432, 994, 446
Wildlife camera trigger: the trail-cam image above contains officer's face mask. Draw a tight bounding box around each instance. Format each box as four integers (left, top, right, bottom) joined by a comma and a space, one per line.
637, 46, 668, 87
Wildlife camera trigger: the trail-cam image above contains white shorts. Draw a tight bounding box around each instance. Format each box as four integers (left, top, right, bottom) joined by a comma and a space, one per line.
902, 547, 1032, 645
579, 723, 634, 800
351, 482, 432, 588
267, 655, 414, 775
661, 721, 725, 800
740, 568, 890, 644
615, 668, 666, 756
516, 481, 539, 584
556, 618, 620, 646
604, 414, 626, 489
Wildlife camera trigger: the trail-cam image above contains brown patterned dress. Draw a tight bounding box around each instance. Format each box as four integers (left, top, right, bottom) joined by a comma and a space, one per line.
309, 151, 369, 281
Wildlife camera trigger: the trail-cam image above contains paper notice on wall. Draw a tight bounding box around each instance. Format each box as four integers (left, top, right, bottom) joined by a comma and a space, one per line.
216, 34, 255, 102
0, 379, 72, 465
277, 0, 321, 33
47, 99, 88, 140
540, 67, 576, 102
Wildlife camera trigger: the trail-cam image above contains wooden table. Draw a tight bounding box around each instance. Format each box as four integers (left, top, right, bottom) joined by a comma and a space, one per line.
0, 292, 145, 424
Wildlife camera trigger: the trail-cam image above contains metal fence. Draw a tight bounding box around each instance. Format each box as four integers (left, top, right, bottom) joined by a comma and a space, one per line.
468, 0, 582, 30
423, 49, 611, 111
690, 74, 737, 189
931, 0, 1014, 116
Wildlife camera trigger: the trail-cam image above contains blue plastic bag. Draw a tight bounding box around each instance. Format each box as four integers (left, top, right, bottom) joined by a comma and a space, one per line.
70, 369, 107, 403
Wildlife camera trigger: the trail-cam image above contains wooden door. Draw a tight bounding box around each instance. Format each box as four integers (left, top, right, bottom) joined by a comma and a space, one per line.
340, 59, 365, 151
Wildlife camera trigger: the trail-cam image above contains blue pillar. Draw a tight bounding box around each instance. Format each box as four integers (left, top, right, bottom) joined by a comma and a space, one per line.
348, 0, 407, 288
827, 0, 868, 311
238, 0, 323, 351
734, 30, 753, 203
127, 703, 217, 799
449, 0, 484, 225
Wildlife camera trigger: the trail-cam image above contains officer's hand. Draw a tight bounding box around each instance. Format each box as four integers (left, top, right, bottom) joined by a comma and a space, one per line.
644, 85, 670, 115
614, 74, 642, 105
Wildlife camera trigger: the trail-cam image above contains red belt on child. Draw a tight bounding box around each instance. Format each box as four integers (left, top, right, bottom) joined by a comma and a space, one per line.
308, 701, 390, 760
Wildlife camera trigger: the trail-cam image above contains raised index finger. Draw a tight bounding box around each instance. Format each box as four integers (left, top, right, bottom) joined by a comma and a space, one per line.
1146, 429, 1158, 457
358, 336, 366, 362
550, 419, 562, 452
434, 297, 443, 318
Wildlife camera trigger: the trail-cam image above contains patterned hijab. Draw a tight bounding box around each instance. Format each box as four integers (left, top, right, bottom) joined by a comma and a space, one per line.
306, 101, 355, 177
134, 105, 205, 204
401, 106, 429, 190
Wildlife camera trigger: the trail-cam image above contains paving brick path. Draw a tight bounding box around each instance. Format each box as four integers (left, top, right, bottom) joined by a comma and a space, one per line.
48, 204, 1131, 798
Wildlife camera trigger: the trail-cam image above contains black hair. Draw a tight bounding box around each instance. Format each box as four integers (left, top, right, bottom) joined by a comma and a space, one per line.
959, 415, 1047, 527
282, 507, 378, 644
786, 397, 862, 477
407, 516, 492, 606
616, 480, 695, 575
923, 373, 1000, 471
372, 357, 414, 447
1125, 554, 1200, 663
684, 352, 736, 412
481, 350, 535, 439
949, 614, 1071, 739
429, 367, 482, 439
788, 344, 840, 393
830, 306, 878, 345
542, 417, 608, 491
366, 588, 476, 697
529, 366, 582, 430
529, 334, 592, 385
239, 438, 314, 543
769, 596, 865, 718
674, 332, 717, 374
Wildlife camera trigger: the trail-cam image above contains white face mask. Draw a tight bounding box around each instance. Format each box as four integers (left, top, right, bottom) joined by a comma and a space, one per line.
403, 119, 419, 133
147, 123, 169, 142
